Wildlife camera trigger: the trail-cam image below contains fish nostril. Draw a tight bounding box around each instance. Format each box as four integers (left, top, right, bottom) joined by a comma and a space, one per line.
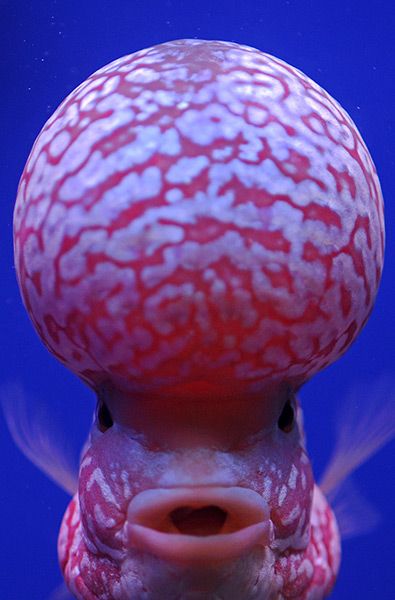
169, 505, 228, 536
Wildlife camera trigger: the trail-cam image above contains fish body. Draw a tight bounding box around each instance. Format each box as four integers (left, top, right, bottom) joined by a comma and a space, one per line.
12, 40, 384, 599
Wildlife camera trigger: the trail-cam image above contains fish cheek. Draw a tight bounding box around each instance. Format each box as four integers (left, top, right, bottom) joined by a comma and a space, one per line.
77, 432, 133, 550
77, 425, 169, 551
269, 448, 314, 544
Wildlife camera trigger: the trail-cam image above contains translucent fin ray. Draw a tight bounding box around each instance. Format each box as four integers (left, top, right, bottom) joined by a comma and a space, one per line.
319, 376, 395, 538
320, 376, 395, 496
328, 478, 380, 539
48, 582, 75, 600
1, 383, 78, 495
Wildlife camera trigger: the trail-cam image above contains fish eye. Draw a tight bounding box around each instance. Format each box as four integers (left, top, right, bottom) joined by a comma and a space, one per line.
96, 400, 114, 432
278, 397, 295, 433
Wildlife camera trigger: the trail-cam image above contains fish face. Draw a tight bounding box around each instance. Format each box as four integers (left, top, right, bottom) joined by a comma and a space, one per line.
58, 391, 339, 599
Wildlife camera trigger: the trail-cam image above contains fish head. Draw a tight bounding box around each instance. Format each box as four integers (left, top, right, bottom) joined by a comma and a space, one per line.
59, 387, 339, 599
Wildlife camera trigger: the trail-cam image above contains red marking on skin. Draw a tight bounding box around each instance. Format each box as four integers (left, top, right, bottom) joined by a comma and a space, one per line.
275, 150, 327, 190
72, 349, 83, 361
302, 202, 342, 228
44, 313, 60, 344
340, 285, 352, 318
31, 270, 42, 295
337, 319, 358, 354
302, 241, 322, 262
348, 215, 373, 307
327, 164, 357, 199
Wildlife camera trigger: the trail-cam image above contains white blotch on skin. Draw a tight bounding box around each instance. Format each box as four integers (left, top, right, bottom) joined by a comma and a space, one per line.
262, 476, 272, 502
121, 470, 131, 497
71, 504, 80, 528
297, 558, 314, 579
125, 67, 161, 84
281, 504, 301, 526
165, 188, 184, 203
87, 467, 121, 508
94, 503, 116, 529
278, 485, 288, 507
288, 465, 298, 490
49, 130, 71, 157
80, 455, 93, 469
247, 105, 268, 125
212, 146, 233, 160
166, 155, 209, 184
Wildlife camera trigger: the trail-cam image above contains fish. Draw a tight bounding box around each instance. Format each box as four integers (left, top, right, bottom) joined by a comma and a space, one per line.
8, 39, 388, 599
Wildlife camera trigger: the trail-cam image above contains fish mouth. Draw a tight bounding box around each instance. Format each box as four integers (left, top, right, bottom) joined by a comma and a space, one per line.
126, 486, 273, 563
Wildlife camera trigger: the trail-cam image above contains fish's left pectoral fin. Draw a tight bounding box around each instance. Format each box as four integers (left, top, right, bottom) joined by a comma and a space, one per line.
318, 376, 395, 538
319, 375, 395, 496
326, 477, 380, 539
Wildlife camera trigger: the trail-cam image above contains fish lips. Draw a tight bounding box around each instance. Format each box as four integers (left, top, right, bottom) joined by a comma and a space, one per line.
126, 486, 273, 564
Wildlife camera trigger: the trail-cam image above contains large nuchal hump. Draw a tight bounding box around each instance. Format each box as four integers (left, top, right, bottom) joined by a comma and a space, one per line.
14, 39, 384, 401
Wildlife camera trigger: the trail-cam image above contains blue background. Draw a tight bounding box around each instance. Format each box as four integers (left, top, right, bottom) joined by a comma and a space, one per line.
1, 1, 394, 599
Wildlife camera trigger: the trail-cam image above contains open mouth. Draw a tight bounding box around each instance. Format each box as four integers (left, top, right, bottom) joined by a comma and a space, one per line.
169, 504, 228, 536
126, 486, 272, 563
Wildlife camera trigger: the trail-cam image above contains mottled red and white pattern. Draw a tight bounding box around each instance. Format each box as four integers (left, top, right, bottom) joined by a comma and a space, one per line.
14, 39, 384, 399
13, 39, 385, 599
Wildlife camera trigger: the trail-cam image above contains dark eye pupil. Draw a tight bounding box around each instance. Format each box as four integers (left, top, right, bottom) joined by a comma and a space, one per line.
97, 401, 113, 432
278, 400, 294, 433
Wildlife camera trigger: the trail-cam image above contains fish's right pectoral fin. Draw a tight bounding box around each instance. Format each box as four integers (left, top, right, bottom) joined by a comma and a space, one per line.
48, 581, 75, 600
1, 382, 79, 496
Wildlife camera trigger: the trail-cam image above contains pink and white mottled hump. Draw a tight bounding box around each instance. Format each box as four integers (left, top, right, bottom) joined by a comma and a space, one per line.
14, 39, 384, 401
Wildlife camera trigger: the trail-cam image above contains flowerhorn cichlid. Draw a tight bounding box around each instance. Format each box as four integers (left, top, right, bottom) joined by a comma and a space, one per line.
9, 39, 390, 599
